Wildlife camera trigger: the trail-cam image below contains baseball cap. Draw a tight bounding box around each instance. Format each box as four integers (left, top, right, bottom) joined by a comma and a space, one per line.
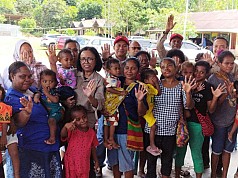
114, 36, 129, 46
170, 33, 183, 42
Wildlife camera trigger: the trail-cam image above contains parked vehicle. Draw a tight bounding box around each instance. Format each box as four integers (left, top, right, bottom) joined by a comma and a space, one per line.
56, 36, 72, 50
147, 40, 213, 63
40, 34, 66, 48
74, 36, 114, 54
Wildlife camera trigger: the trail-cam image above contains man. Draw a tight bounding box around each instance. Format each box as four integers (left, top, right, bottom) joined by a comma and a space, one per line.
128, 41, 141, 57
101, 36, 129, 63
157, 14, 183, 59
203, 36, 238, 80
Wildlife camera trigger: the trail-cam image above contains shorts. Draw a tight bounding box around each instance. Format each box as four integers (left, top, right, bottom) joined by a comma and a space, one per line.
6, 134, 18, 147
107, 134, 135, 172
104, 111, 119, 126
212, 124, 238, 154
49, 108, 63, 122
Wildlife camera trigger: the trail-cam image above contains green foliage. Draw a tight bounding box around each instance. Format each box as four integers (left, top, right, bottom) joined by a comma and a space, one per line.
0, 14, 6, 23
47, 29, 59, 34
64, 28, 76, 35
0, 0, 16, 13
15, 0, 34, 16
77, 1, 102, 20
84, 29, 96, 36
18, 18, 36, 33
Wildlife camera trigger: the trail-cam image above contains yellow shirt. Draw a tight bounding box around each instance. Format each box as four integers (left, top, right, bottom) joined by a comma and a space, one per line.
143, 84, 158, 127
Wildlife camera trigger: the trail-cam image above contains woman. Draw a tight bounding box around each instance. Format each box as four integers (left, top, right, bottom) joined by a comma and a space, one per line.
75, 46, 105, 128
175, 61, 225, 178
144, 58, 195, 178
4, 61, 62, 177
3, 39, 47, 89
107, 58, 148, 178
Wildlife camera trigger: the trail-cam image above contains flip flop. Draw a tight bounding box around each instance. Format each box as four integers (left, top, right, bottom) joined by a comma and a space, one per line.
180, 170, 190, 177
146, 146, 162, 156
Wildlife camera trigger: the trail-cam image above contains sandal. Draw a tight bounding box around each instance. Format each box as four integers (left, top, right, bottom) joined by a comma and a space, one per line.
146, 146, 162, 156
180, 170, 190, 177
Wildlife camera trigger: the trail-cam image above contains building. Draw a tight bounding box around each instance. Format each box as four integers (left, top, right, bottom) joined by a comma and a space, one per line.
188, 10, 238, 55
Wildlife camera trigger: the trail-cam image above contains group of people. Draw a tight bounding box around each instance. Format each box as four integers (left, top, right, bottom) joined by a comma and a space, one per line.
0, 14, 237, 178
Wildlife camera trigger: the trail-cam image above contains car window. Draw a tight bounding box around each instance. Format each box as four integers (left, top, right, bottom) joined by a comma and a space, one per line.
182, 42, 199, 50
92, 39, 100, 45
100, 40, 113, 46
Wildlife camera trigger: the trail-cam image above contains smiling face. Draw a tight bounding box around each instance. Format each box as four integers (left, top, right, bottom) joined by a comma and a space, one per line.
160, 59, 177, 78
79, 50, 96, 73
194, 66, 207, 82
137, 53, 149, 71
169, 37, 182, 49
114, 41, 128, 60
123, 60, 139, 81
213, 39, 228, 58
11, 66, 33, 92
72, 110, 88, 130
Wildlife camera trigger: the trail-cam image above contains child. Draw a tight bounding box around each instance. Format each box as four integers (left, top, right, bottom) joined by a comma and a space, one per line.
34, 69, 63, 145
49, 48, 77, 89
0, 84, 20, 178
140, 68, 162, 156
181, 61, 195, 79
61, 105, 99, 178
103, 58, 127, 149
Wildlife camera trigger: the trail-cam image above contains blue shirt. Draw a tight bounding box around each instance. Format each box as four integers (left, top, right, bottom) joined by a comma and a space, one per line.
4, 87, 60, 152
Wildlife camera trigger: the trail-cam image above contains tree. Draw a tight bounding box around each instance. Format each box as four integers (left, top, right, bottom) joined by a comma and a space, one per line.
77, 1, 102, 20
0, 14, 6, 23
15, 0, 34, 17
18, 18, 36, 33
0, 0, 16, 14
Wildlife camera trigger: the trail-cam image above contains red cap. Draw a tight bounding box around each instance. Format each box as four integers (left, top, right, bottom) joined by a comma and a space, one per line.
170, 33, 183, 42
114, 36, 129, 46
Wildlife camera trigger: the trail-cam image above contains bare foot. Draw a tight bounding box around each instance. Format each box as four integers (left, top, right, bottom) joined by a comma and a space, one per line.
44, 137, 56, 145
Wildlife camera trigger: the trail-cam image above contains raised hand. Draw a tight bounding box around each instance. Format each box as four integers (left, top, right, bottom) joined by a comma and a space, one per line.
211, 83, 226, 98
21, 50, 32, 65
149, 51, 157, 68
83, 79, 96, 97
135, 84, 147, 101
46, 44, 58, 64
101, 43, 114, 61
19, 96, 33, 115
197, 83, 205, 91
203, 53, 214, 66
65, 119, 76, 131
165, 14, 177, 33
182, 76, 196, 93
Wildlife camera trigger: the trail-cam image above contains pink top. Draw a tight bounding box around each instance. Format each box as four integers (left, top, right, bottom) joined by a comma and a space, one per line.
63, 128, 98, 176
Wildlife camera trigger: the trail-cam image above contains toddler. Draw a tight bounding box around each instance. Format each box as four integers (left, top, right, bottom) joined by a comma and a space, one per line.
140, 68, 162, 156
34, 69, 63, 145
61, 105, 99, 178
103, 58, 127, 149
49, 48, 76, 89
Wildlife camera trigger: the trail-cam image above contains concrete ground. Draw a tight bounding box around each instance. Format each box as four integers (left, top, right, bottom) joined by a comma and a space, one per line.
102, 146, 238, 178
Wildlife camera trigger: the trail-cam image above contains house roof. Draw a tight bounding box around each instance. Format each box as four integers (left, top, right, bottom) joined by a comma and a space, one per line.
72, 19, 106, 28
189, 10, 238, 33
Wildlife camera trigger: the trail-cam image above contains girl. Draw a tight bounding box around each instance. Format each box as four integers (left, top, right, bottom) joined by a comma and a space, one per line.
207, 51, 237, 178
34, 69, 63, 145
61, 105, 99, 178
104, 58, 127, 149
144, 57, 195, 178
140, 68, 161, 156
48, 47, 77, 89
175, 61, 225, 178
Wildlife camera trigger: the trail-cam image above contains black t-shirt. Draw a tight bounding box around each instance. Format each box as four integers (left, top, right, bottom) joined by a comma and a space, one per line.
187, 81, 213, 123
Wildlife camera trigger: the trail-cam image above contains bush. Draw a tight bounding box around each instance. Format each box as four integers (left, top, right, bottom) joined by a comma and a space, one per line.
18, 18, 36, 33
85, 29, 96, 36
